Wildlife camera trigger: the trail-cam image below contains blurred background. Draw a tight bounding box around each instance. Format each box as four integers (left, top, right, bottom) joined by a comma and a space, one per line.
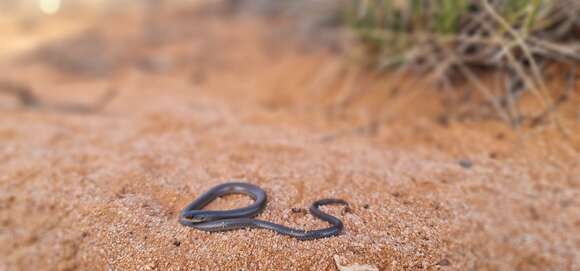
0, 0, 341, 58
0, 0, 185, 59
1, 0, 578, 126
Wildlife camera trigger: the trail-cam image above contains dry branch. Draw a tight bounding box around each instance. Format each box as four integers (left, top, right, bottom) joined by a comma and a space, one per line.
0, 80, 117, 114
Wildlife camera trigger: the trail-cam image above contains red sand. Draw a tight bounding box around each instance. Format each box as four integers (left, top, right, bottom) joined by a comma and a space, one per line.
1, 6, 579, 271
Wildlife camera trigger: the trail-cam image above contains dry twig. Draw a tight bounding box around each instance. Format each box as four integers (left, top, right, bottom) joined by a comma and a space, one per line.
0, 80, 117, 114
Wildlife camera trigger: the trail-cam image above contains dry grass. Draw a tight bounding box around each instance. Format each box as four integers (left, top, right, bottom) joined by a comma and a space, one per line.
347, 0, 580, 126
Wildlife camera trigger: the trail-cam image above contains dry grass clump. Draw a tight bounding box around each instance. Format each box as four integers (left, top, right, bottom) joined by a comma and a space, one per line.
348, 0, 579, 126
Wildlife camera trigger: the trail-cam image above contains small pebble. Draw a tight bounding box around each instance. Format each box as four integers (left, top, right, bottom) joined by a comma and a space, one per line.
172, 240, 181, 247
458, 159, 473, 169
436, 115, 450, 127
291, 207, 307, 215
496, 133, 505, 140
341, 206, 352, 215
363, 204, 370, 209
436, 258, 451, 266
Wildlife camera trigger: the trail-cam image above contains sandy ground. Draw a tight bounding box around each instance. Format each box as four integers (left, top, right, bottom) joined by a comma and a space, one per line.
1, 4, 580, 271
